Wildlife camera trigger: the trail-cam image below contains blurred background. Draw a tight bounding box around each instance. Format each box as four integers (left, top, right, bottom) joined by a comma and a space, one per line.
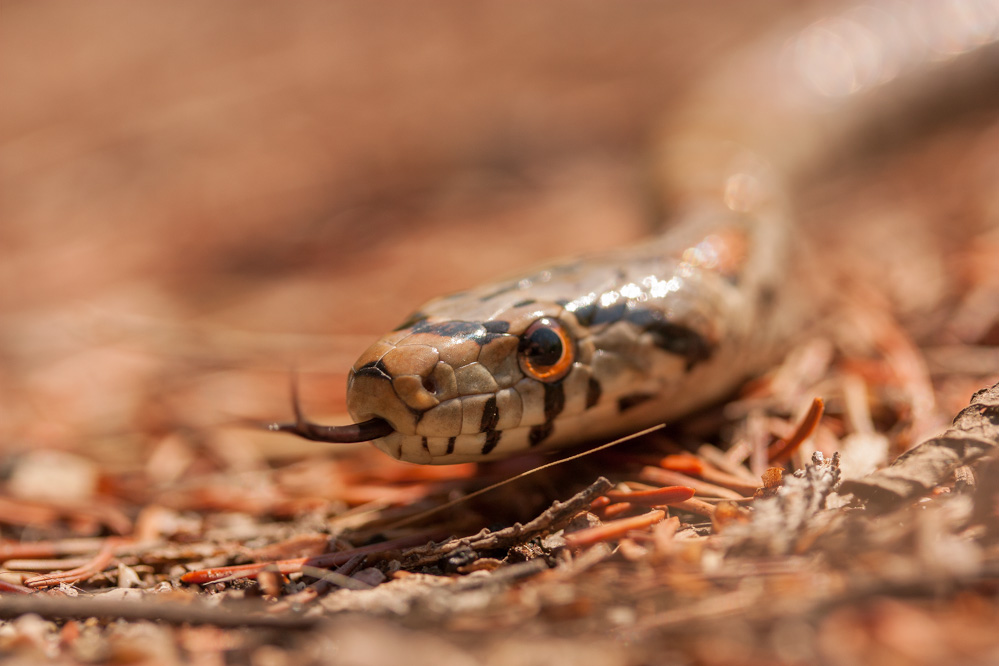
0, 0, 997, 475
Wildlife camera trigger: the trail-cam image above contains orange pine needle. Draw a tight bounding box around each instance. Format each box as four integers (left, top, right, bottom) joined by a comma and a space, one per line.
639, 467, 744, 499
563, 510, 666, 549
768, 397, 825, 464
605, 486, 696, 506
0, 579, 32, 594
600, 502, 635, 519
657, 454, 704, 475
24, 540, 118, 589
588, 496, 611, 510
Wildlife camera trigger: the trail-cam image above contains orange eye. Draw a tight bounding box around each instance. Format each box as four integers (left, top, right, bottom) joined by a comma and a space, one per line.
518, 318, 574, 382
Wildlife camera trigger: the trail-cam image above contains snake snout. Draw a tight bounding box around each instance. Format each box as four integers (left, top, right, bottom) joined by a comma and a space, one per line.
345, 319, 524, 442
346, 339, 446, 435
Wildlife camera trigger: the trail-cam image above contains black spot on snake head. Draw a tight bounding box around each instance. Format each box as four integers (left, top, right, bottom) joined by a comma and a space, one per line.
543, 383, 565, 423
529, 422, 553, 447
410, 320, 508, 344
482, 321, 510, 335
480, 396, 500, 431
586, 377, 602, 409
411, 319, 482, 338
355, 359, 391, 381
481, 429, 502, 455
625, 308, 715, 370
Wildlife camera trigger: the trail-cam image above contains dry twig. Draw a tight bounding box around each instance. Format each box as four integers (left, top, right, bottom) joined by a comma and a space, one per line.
400, 477, 613, 567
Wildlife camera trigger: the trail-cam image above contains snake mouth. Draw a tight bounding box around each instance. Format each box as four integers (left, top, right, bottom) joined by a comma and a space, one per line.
268, 416, 395, 443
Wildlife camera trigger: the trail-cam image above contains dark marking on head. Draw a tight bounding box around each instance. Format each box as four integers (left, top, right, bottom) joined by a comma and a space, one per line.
626, 308, 715, 370
529, 423, 553, 447
421, 437, 430, 452
555, 298, 570, 307
618, 393, 657, 412
393, 312, 427, 332
513, 299, 537, 308
446, 437, 456, 455
481, 429, 502, 455
480, 396, 499, 432
591, 302, 628, 326
586, 377, 602, 409
567, 300, 629, 327
482, 320, 510, 335
410, 320, 507, 345
355, 359, 391, 381
412, 319, 481, 337
543, 383, 565, 423
568, 302, 596, 326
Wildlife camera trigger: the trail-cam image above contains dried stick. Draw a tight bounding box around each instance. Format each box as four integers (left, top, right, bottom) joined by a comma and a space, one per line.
181, 530, 447, 585
400, 476, 613, 567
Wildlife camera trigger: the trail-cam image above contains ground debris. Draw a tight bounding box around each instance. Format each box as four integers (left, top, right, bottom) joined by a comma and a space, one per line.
398, 477, 612, 568
2, 2, 999, 663
840, 382, 999, 511
724, 452, 842, 556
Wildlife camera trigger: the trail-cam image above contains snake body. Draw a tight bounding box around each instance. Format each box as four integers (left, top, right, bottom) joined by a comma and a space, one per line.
278, 1, 999, 463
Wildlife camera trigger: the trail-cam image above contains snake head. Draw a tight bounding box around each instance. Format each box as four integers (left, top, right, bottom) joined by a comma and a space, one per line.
267, 295, 596, 464
347, 320, 518, 440
273, 238, 745, 464
344, 301, 597, 463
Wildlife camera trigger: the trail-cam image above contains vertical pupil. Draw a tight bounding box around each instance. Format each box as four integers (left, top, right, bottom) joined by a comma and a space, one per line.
522, 327, 562, 366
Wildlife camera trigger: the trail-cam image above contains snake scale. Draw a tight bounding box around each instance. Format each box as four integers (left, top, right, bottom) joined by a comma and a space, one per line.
272, 1, 999, 464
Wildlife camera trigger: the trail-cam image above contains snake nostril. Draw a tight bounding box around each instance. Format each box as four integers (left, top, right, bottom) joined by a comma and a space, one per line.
422, 375, 437, 395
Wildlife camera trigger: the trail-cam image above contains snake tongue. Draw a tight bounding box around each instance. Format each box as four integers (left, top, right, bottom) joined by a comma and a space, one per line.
267, 417, 394, 443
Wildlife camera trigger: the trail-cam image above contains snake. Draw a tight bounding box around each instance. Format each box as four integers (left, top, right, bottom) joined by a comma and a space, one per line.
271, 1, 999, 464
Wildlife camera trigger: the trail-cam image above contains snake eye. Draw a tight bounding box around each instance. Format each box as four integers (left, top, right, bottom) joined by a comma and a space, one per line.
518, 317, 574, 382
